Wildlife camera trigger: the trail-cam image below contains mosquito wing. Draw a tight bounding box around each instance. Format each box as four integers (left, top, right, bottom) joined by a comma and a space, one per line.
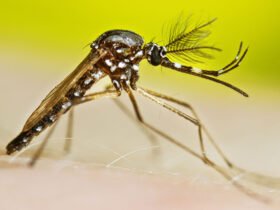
22, 49, 107, 132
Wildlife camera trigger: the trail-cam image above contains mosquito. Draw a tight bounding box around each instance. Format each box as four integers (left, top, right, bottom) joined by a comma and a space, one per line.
6, 17, 274, 202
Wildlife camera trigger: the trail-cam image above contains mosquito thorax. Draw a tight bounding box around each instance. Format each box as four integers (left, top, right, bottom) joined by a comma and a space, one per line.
90, 30, 146, 91
144, 43, 167, 66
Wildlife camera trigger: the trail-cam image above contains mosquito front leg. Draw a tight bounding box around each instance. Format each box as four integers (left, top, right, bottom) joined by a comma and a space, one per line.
124, 87, 267, 202
113, 99, 159, 145
103, 84, 158, 144
136, 87, 236, 168
121, 84, 209, 162
138, 87, 234, 168
104, 84, 143, 119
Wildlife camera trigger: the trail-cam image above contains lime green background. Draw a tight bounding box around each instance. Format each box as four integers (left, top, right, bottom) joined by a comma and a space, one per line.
0, 0, 279, 91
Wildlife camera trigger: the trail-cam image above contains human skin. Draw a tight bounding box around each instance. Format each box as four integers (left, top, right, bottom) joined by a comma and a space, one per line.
0, 155, 274, 210
0, 99, 278, 210
1, 60, 279, 210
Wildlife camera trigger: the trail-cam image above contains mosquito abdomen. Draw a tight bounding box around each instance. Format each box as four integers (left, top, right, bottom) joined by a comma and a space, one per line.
6, 132, 33, 155
6, 68, 105, 155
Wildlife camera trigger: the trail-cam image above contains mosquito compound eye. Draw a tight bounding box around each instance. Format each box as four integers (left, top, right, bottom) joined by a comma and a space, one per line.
150, 46, 162, 66
159, 47, 167, 57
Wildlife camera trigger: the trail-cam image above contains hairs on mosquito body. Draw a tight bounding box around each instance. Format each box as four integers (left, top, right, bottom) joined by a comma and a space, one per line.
162, 16, 221, 63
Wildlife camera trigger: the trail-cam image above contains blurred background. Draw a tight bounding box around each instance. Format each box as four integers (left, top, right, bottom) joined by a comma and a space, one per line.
0, 0, 279, 179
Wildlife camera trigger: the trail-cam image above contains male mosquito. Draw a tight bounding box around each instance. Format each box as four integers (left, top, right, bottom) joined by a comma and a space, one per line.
7, 17, 270, 201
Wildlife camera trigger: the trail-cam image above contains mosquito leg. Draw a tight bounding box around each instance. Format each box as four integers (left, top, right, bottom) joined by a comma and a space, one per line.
122, 84, 208, 162
124, 87, 267, 202
74, 88, 158, 150
139, 87, 234, 168
143, 122, 267, 202
64, 108, 74, 154
123, 84, 143, 121
105, 84, 155, 137
73, 89, 121, 106
125, 85, 209, 163
77, 85, 158, 143
29, 90, 121, 166
28, 121, 58, 167
112, 99, 158, 145
137, 87, 235, 168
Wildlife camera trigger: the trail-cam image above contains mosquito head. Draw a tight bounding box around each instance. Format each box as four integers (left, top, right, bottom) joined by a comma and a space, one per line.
144, 43, 167, 66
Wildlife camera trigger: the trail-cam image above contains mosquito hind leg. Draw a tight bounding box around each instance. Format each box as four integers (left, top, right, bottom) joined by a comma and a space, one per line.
29, 90, 121, 167
29, 121, 58, 167
137, 87, 234, 168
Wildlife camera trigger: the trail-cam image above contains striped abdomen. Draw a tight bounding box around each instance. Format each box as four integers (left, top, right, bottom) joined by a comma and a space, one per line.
6, 68, 104, 154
